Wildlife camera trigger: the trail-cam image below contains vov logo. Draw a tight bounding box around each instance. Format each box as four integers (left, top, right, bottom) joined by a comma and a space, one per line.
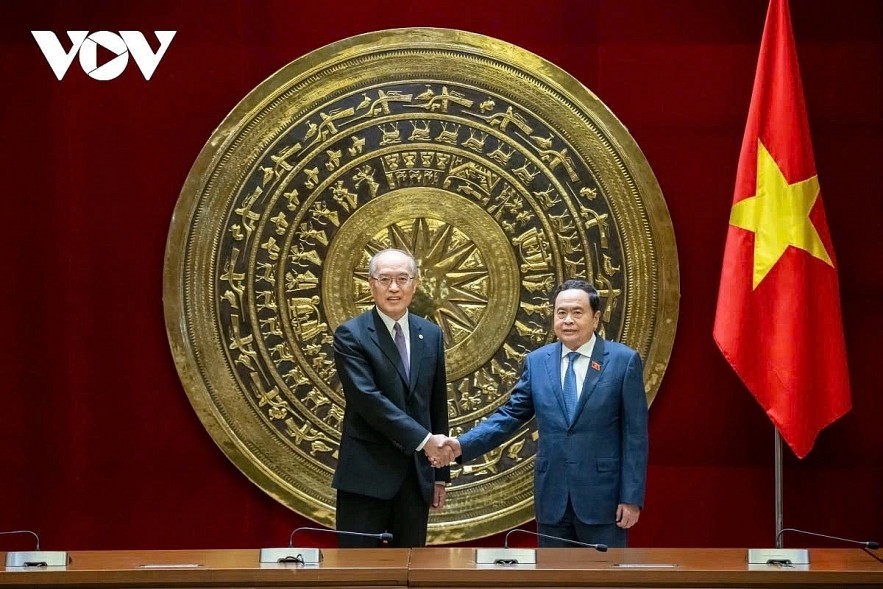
32, 31, 176, 81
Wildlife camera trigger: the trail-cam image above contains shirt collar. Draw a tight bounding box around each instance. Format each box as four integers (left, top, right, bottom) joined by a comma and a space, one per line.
376, 307, 409, 333
561, 333, 596, 359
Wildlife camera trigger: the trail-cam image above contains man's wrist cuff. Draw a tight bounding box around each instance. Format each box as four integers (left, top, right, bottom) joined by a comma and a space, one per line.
415, 432, 432, 451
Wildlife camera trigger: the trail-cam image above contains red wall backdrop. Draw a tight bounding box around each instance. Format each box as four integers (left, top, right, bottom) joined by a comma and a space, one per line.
1, 0, 880, 551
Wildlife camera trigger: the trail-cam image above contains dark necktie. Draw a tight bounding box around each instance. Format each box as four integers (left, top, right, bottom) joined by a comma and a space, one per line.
393, 322, 409, 379
563, 351, 580, 421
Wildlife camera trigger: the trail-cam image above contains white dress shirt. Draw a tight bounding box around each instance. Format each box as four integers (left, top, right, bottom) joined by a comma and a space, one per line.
560, 334, 597, 400
376, 308, 411, 359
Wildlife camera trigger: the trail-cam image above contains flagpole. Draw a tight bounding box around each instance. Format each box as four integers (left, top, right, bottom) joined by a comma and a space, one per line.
775, 428, 783, 548
747, 426, 807, 565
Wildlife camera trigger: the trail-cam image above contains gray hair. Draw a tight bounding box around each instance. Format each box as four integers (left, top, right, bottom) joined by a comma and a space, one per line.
368, 248, 417, 277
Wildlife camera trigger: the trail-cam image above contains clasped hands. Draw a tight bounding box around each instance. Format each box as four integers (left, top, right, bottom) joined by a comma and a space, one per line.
423, 434, 462, 468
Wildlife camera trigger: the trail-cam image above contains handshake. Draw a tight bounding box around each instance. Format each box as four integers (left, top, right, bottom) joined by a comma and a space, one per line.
423, 434, 462, 467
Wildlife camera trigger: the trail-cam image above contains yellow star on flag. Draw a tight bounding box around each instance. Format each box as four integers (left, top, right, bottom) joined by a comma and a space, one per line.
729, 140, 833, 289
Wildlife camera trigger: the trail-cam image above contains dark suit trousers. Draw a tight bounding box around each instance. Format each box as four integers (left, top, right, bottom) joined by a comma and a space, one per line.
537, 497, 628, 548
335, 460, 429, 548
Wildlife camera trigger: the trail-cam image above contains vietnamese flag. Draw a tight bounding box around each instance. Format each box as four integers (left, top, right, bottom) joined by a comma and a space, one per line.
713, 0, 851, 458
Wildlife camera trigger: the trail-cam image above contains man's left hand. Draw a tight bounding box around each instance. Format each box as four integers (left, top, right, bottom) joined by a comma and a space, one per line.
615, 503, 640, 528
432, 484, 446, 509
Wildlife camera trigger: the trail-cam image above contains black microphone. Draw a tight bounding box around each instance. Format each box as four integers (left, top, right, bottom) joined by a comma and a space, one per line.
288, 526, 393, 546
0, 530, 40, 550
777, 528, 879, 550
504, 528, 608, 552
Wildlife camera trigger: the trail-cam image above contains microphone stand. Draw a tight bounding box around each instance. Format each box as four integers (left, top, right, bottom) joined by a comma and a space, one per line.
476, 528, 608, 565
1, 530, 69, 567
260, 527, 324, 565
260, 527, 394, 564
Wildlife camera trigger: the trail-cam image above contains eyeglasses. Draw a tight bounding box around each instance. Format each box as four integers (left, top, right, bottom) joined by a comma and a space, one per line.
371, 275, 414, 288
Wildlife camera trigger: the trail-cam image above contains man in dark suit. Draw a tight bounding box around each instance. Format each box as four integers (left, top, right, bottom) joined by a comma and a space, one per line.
332, 248, 452, 548
444, 279, 648, 548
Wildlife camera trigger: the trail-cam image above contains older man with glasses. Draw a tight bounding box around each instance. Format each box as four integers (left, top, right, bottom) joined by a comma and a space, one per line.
332, 248, 452, 547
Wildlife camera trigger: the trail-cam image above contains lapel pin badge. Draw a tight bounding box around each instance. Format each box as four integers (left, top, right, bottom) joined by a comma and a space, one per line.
418, 334, 423, 339
591, 360, 602, 371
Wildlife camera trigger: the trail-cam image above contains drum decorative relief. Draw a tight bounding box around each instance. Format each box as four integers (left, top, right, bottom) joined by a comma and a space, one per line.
164, 28, 679, 543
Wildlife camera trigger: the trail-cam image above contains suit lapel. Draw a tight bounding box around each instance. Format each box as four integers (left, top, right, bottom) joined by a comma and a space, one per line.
407, 316, 425, 393
572, 336, 607, 422
544, 341, 569, 421
369, 309, 408, 385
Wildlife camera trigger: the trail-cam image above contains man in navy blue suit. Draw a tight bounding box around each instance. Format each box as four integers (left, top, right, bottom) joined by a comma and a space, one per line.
444, 279, 648, 547
332, 248, 451, 547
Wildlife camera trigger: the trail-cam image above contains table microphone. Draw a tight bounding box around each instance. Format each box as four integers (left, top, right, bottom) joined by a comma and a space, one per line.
504, 528, 608, 551
1, 530, 69, 567
260, 526, 394, 564
289, 526, 393, 546
776, 528, 879, 550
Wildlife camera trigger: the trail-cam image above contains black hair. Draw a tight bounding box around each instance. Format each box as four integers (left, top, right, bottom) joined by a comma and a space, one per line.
549, 279, 601, 313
